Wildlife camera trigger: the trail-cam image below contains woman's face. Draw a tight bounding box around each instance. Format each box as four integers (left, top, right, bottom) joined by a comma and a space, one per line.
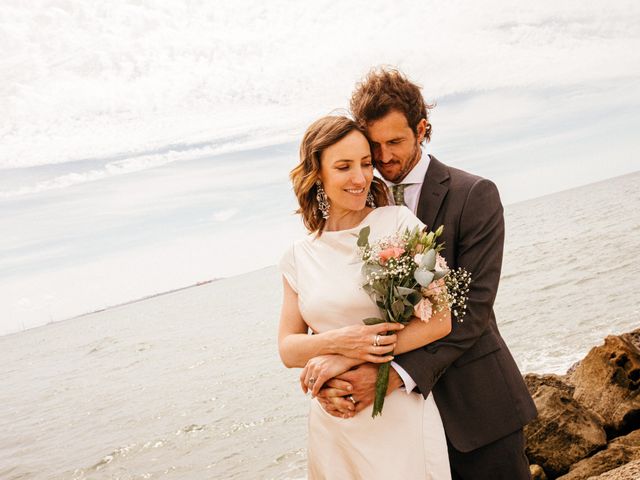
319, 130, 373, 216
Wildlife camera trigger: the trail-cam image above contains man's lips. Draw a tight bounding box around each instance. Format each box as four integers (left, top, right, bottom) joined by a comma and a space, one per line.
378, 161, 399, 169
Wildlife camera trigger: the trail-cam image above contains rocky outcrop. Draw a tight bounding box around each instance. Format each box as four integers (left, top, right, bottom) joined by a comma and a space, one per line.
586, 459, 640, 479
524, 382, 607, 477
524, 327, 640, 480
556, 430, 640, 480
568, 333, 640, 435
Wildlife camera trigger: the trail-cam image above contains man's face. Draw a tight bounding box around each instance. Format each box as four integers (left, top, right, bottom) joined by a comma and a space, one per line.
366, 110, 426, 183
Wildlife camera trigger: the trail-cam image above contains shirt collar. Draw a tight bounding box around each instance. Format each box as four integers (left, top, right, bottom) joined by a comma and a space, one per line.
381, 145, 431, 187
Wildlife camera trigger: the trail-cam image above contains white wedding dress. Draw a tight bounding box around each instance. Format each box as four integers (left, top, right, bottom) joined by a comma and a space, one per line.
279, 206, 451, 480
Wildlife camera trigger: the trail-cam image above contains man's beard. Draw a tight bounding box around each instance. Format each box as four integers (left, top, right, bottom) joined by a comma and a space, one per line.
394, 142, 422, 183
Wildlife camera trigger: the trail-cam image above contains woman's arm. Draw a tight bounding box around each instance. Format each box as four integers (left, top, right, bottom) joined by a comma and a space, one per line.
278, 277, 402, 368
393, 306, 452, 355
304, 307, 451, 397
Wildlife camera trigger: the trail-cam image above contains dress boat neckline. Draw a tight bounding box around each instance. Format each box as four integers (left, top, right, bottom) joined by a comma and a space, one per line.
320, 207, 386, 235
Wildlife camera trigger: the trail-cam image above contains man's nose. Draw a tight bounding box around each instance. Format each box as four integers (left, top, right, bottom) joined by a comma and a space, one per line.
377, 145, 393, 163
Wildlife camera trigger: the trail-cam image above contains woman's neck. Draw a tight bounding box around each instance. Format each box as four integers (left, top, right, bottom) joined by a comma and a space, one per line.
323, 207, 373, 232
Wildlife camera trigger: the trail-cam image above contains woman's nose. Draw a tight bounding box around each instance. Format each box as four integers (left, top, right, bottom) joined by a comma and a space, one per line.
351, 168, 366, 186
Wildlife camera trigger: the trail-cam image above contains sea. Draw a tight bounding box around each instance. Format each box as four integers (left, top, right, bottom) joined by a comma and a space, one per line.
2, 2, 640, 478
1, 171, 638, 480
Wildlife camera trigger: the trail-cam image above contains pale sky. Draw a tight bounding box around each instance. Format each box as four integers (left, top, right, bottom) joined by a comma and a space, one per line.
1, 0, 639, 334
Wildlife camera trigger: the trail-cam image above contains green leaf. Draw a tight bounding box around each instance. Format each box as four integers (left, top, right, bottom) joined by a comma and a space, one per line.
362, 263, 383, 277
357, 226, 371, 248
372, 282, 386, 297
396, 286, 415, 296
433, 269, 447, 281
391, 299, 404, 318
407, 290, 422, 305
386, 308, 395, 322
422, 249, 437, 270
362, 317, 385, 325
371, 362, 391, 418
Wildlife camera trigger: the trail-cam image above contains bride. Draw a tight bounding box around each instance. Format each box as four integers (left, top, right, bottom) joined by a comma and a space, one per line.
278, 115, 452, 479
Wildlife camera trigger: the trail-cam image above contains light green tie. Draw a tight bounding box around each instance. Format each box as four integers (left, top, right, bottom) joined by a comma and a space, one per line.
391, 184, 407, 206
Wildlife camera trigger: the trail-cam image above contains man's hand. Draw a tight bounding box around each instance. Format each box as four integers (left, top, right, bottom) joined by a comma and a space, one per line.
316, 363, 404, 416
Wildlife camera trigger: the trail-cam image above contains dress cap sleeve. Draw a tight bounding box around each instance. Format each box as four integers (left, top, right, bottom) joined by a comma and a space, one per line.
278, 244, 298, 293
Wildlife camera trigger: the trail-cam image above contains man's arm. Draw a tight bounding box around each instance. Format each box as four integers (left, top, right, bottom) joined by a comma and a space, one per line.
393, 178, 505, 396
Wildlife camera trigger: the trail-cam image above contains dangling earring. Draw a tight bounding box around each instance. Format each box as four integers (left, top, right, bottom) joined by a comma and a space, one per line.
366, 190, 376, 208
316, 180, 330, 219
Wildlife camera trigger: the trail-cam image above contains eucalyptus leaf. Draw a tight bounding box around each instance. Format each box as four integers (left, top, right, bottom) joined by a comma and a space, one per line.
433, 269, 447, 281
363, 317, 385, 325
392, 299, 404, 317
421, 249, 437, 270
414, 268, 434, 287
357, 226, 371, 248
396, 286, 415, 296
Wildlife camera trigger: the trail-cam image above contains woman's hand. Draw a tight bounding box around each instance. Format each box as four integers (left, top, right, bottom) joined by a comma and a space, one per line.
300, 354, 361, 396
327, 322, 404, 361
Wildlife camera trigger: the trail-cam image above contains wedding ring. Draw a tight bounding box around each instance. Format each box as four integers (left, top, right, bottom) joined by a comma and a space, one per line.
373, 334, 381, 347
348, 395, 357, 405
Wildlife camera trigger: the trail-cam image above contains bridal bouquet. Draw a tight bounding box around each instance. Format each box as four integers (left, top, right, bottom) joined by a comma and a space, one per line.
357, 224, 471, 417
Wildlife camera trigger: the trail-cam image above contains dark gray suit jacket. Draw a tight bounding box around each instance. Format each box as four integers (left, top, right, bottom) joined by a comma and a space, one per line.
394, 156, 537, 452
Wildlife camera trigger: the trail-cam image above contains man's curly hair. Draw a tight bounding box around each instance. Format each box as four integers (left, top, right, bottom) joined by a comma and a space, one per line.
350, 67, 434, 143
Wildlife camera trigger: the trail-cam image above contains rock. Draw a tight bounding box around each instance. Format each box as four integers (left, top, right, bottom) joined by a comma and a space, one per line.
569, 331, 640, 435
525, 373, 575, 396
586, 459, 640, 479
557, 429, 640, 480
525, 384, 607, 477
530, 464, 548, 480
624, 328, 640, 351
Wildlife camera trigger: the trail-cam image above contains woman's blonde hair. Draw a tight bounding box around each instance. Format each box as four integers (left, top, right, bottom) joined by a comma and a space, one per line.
290, 115, 389, 234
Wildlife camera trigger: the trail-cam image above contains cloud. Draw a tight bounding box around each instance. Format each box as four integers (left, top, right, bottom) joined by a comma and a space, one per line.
1, 1, 638, 169
211, 209, 239, 222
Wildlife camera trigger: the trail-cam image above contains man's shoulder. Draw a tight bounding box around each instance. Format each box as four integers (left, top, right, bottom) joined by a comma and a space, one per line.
429, 156, 496, 193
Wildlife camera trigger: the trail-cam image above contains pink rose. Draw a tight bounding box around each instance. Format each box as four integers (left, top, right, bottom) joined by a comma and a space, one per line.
378, 247, 405, 265
436, 254, 448, 271
423, 278, 446, 298
414, 297, 433, 322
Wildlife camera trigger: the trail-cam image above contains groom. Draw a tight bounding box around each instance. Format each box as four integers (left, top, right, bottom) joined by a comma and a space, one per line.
317, 68, 537, 479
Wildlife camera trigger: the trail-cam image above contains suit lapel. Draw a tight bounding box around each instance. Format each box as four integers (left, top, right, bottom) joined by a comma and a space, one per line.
416, 155, 450, 229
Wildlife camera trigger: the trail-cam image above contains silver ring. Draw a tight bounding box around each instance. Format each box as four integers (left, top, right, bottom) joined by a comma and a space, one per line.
347, 395, 357, 405
309, 377, 316, 386
373, 334, 381, 347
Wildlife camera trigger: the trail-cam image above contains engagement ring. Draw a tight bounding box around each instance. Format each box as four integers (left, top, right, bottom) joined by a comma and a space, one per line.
309, 377, 316, 386
348, 395, 357, 405
373, 334, 381, 347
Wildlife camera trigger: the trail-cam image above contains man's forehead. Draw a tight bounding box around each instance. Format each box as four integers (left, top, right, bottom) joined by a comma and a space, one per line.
366, 110, 411, 138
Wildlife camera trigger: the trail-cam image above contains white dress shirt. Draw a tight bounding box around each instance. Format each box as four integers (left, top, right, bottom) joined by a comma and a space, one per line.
380, 147, 431, 394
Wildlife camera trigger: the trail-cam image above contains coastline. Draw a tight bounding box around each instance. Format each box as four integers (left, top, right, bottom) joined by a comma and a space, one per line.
3, 169, 638, 340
